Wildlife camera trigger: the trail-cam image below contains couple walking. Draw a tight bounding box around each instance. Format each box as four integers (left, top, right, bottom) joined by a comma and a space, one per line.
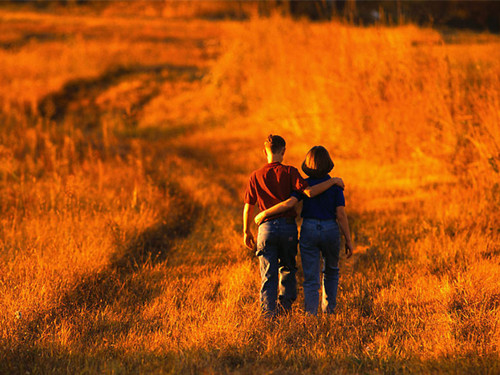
243, 134, 354, 318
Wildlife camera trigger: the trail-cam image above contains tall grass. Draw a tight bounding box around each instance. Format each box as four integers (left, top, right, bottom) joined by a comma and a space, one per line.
208, 16, 499, 179
204, 15, 500, 372
0, 4, 499, 374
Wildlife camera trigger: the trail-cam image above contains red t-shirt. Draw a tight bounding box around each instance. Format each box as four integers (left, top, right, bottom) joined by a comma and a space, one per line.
244, 162, 308, 219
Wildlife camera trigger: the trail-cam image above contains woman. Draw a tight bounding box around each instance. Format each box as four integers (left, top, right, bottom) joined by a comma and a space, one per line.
254, 146, 354, 315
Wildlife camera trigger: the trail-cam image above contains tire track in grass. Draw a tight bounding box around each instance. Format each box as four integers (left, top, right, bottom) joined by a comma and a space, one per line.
3, 21, 223, 370
38, 63, 205, 129
8, 179, 200, 347
4, 132, 247, 371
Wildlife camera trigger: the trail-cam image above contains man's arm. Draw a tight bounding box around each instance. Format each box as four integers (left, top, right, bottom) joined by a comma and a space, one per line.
243, 203, 256, 250
254, 197, 299, 226
336, 206, 354, 258
302, 177, 344, 198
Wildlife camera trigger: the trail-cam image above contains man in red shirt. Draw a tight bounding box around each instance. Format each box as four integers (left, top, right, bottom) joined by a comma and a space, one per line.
243, 134, 344, 317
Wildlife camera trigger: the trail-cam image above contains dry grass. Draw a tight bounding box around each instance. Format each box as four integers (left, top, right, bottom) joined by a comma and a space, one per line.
0, 3, 499, 374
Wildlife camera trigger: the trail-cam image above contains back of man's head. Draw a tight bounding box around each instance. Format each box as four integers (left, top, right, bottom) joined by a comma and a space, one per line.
264, 134, 286, 155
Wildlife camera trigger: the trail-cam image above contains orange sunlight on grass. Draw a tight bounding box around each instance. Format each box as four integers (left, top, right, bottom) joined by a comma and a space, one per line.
0, 2, 499, 374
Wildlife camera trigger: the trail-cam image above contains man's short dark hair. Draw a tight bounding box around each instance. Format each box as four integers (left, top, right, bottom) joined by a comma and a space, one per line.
265, 134, 286, 154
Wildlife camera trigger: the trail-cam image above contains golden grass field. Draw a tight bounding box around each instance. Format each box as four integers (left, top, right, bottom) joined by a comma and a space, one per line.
0, 2, 499, 374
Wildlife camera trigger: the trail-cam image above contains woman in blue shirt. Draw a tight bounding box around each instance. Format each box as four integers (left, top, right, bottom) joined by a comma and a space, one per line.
255, 146, 354, 315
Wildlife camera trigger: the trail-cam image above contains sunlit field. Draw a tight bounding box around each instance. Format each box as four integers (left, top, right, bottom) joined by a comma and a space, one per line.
0, 2, 499, 374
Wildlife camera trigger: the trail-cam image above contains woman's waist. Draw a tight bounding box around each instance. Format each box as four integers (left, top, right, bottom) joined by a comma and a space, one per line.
301, 206, 337, 221
301, 217, 337, 223
301, 218, 339, 232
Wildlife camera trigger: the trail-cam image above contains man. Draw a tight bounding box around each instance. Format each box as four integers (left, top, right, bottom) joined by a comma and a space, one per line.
243, 134, 344, 318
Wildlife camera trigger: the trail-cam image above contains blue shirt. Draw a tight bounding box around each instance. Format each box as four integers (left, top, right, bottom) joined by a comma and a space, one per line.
292, 176, 345, 220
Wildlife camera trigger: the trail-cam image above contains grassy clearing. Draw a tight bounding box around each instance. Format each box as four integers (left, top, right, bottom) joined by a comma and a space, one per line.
0, 4, 499, 374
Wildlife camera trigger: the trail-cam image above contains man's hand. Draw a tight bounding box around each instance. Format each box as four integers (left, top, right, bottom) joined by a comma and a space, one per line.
244, 231, 256, 250
243, 203, 255, 250
254, 211, 266, 226
333, 177, 345, 190
345, 241, 354, 258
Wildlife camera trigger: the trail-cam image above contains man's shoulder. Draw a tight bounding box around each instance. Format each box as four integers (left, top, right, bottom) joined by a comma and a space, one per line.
253, 162, 297, 173
279, 164, 300, 174
248, 164, 271, 181
252, 163, 301, 179
251, 164, 270, 176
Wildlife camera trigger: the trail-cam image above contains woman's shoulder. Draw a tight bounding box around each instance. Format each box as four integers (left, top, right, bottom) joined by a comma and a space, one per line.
330, 184, 345, 196
331, 184, 344, 191
306, 176, 329, 185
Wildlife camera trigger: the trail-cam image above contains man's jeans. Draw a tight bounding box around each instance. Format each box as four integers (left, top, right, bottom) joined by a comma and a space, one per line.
300, 218, 340, 315
256, 218, 298, 317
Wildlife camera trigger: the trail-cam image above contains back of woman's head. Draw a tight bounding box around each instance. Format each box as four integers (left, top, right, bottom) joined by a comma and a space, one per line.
302, 146, 334, 178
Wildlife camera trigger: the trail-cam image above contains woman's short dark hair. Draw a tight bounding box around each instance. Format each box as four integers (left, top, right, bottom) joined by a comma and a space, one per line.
264, 134, 286, 154
301, 146, 334, 178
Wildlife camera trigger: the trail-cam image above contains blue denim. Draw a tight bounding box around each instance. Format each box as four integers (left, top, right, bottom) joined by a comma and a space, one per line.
300, 218, 340, 315
256, 218, 298, 317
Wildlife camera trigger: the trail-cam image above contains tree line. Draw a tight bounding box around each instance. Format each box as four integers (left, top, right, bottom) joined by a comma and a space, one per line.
4, 0, 500, 32
261, 0, 500, 32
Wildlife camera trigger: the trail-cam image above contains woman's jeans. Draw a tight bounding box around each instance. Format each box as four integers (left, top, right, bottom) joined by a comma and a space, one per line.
256, 218, 298, 317
300, 218, 340, 315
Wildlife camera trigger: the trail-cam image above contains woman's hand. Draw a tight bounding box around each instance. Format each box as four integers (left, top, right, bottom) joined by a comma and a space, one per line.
254, 211, 267, 226
345, 241, 354, 258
